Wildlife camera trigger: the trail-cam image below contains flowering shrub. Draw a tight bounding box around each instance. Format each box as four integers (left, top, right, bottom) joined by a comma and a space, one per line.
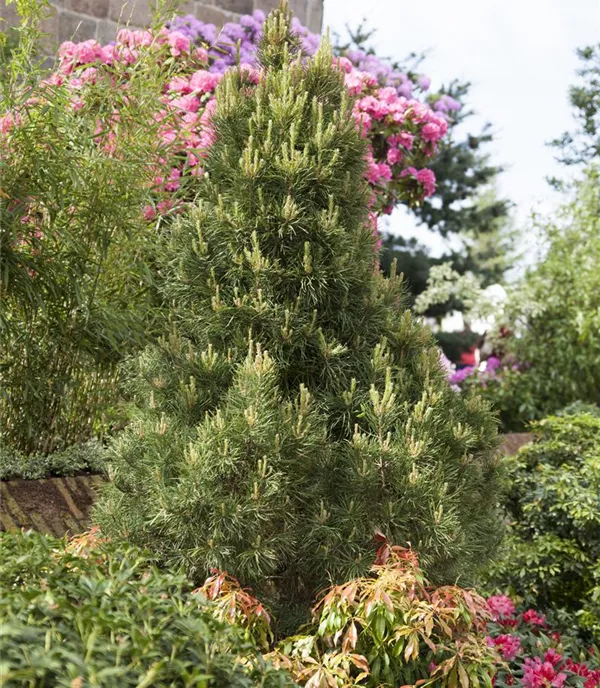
268, 543, 498, 687
1, 2, 458, 455
3, 7, 454, 233
486, 595, 600, 688
166, 10, 452, 214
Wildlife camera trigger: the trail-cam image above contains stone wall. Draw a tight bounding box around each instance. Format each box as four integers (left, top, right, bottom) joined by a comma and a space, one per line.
1, 0, 323, 53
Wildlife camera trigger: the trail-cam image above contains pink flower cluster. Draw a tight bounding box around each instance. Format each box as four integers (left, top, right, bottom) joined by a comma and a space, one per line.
485, 595, 600, 688
523, 657, 568, 688
488, 595, 517, 621
335, 56, 447, 214
488, 634, 522, 661
2, 14, 452, 242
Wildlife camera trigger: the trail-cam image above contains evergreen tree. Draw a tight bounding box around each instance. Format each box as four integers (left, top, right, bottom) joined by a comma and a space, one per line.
96, 3, 503, 620
550, 44, 600, 170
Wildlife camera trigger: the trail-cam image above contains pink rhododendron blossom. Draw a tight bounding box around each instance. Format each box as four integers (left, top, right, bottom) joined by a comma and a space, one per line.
487, 595, 516, 620
487, 634, 522, 661
171, 95, 200, 113
564, 659, 600, 688
523, 658, 567, 688
167, 30, 191, 56
544, 649, 563, 666
522, 609, 547, 627
4, 11, 453, 233
189, 70, 221, 93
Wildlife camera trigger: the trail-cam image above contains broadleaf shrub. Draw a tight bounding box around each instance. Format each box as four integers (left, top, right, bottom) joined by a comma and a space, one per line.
269, 544, 498, 688
485, 409, 600, 641
0, 438, 106, 480
95, 4, 503, 622
0, 529, 295, 687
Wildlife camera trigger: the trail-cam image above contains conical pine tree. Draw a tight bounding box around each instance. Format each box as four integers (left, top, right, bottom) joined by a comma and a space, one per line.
96, 4, 503, 618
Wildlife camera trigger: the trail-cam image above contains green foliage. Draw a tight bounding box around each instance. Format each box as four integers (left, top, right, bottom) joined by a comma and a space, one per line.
485, 409, 600, 640
0, 529, 295, 687
0, 439, 106, 480
550, 43, 600, 171
0, 3, 178, 454
489, 168, 600, 426
96, 5, 504, 622
383, 104, 513, 314
270, 545, 497, 688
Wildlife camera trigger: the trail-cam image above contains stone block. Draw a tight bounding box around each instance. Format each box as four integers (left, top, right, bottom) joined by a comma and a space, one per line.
38, 9, 59, 53
66, 0, 109, 19
96, 18, 118, 43
0, 0, 21, 27
59, 10, 98, 43
306, 0, 322, 33
176, 0, 196, 15
217, 0, 253, 14
109, 0, 155, 26
194, 3, 234, 29
288, 0, 307, 20
253, 0, 278, 14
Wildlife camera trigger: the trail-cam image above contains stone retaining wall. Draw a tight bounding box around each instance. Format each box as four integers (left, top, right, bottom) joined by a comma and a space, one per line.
1, 0, 324, 54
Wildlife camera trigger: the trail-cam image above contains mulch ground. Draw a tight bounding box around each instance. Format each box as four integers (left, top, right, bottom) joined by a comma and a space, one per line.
0, 474, 104, 537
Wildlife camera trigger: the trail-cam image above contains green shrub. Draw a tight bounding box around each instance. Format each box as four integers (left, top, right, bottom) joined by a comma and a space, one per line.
0, 529, 295, 687
485, 408, 600, 640
478, 168, 600, 429
95, 5, 504, 622
0, 2, 175, 455
0, 439, 106, 480
270, 544, 497, 688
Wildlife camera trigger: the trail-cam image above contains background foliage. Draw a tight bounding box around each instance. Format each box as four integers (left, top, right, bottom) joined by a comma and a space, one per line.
485, 407, 600, 642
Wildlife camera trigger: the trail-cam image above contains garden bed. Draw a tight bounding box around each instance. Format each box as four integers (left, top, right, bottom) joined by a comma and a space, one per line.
0, 474, 103, 536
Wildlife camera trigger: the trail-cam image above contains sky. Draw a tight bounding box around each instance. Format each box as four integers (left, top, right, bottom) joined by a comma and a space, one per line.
323, 0, 600, 256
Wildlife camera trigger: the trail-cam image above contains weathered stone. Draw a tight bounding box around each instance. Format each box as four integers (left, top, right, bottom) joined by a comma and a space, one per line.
96, 18, 119, 44
288, 0, 307, 18
217, 0, 253, 14
253, 0, 279, 14
194, 3, 235, 29
0, 0, 21, 25
38, 10, 60, 54
66, 0, 109, 19
1, 0, 325, 57
306, 0, 322, 34
109, 0, 154, 26
59, 10, 98, 43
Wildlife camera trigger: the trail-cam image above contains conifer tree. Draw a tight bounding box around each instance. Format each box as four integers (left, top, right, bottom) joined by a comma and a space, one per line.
96, 3, 503, 619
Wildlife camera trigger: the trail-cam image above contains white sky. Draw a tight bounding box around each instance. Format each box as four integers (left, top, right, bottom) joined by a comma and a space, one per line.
323, 0, 600, 256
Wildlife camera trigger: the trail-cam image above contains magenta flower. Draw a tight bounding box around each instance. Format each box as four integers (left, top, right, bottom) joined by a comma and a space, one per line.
487, 595, 516, 621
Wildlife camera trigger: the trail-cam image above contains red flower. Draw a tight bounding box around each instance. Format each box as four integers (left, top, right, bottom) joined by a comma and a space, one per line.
522, 609, 547, 627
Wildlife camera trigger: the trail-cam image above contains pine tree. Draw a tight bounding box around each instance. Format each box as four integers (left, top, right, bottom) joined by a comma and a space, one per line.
96, 3, 503, 621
